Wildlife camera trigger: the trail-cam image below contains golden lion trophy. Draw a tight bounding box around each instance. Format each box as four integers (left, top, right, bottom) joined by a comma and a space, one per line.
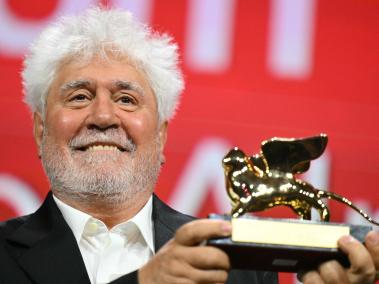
207, 134, 378, 272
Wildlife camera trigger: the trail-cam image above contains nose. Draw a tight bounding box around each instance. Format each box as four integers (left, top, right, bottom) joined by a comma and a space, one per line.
86, 91, 120, 130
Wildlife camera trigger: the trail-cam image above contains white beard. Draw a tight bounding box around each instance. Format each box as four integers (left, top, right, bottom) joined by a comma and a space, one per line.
40, 128, 162, 205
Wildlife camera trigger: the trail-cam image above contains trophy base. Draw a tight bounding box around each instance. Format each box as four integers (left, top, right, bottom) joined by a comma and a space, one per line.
207, 214, 371, 272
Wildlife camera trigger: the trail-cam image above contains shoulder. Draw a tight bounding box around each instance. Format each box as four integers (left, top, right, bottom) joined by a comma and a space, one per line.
0, 214, 32, 240
152, 194, 195, 232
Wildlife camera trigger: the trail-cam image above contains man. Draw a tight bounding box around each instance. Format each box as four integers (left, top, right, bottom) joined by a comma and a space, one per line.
0, 7, 378, 284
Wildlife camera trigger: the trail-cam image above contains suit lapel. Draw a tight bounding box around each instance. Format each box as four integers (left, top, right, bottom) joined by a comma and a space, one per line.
5, 193, 193, 283
5, 192, 90, 284
152, 194, 194, 252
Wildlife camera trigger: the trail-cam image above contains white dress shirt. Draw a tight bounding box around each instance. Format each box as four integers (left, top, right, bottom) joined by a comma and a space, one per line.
53, 195, 155, 284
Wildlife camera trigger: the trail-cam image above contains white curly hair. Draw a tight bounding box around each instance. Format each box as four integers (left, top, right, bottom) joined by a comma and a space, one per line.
22, 7, 184, 122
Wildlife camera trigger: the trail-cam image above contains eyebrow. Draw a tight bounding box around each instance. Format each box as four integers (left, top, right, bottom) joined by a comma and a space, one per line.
113, 80, 145, 97
59, 79, 145, 97
60, 80, 91, 94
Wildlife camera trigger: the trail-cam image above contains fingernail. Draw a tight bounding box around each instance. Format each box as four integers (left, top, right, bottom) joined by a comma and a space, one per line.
221, 222, 232, 235
366, 231, 379, 246
339, 235, 356, 245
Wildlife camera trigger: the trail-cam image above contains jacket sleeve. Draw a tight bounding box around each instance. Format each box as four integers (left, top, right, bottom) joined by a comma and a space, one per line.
109, 269, 279, 284
109, 270, 139, 284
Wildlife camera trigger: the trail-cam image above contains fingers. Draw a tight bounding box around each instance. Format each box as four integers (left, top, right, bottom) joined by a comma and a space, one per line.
181, 266, 229, 284
182, 246, 230, 270
301, 270, 325, 284
318, 260, 349, 283
338, 235, 376, 283
300, 233, 378, 284
175, 219, 231, 246
139, 219, 232, 284
365, 231, 379, 281
143, 250, 229, 284
301, 261, 349, 284
365, 231, 379, 267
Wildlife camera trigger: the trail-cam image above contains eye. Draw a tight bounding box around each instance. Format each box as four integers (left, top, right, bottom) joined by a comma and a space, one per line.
119, 96, 135, 104
65, 90, 92, 108
116, 93, 138, 105
114, 93, 139, 111
70, 94, 89, 102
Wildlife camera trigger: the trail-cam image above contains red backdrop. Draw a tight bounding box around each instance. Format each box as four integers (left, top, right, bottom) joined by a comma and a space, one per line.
0, 1, 378, 283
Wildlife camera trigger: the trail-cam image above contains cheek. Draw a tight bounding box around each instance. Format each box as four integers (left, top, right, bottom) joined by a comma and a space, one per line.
45, 110, 83, 143
124, 113, 158, 144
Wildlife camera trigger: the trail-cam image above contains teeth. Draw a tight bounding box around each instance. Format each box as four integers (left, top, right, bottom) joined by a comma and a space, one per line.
87, 145, 119, 151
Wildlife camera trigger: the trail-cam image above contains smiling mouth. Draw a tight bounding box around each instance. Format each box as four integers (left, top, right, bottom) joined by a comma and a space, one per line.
75, 143, 126, 152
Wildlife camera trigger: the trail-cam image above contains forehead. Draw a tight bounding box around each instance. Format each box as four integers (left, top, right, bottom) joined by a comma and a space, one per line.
52, 55, 153, 95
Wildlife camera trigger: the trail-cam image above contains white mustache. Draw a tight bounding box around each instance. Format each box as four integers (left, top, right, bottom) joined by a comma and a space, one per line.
69, 128, 136, 152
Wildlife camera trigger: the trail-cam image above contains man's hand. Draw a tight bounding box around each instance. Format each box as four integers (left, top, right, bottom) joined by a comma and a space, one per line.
301, 230, 379, 283
138, 219, 232, 284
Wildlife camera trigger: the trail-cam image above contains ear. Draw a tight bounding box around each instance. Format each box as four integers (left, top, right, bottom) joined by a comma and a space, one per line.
157, 121, 168, 164
33, 112, 44, 157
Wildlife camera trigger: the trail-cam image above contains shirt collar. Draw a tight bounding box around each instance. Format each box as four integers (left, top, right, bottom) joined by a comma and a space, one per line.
53, 194, 92, 242
53, 194, 155, 252
125, 195, 154, 252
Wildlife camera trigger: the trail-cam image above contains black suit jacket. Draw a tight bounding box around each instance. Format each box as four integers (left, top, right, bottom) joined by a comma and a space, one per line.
0, 192, 277, 284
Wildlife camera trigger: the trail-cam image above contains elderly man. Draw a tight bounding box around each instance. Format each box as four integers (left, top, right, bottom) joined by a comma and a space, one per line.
0, 7, 378, 284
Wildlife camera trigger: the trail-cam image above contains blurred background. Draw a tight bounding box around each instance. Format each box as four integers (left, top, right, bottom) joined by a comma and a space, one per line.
0, 0, 378, 282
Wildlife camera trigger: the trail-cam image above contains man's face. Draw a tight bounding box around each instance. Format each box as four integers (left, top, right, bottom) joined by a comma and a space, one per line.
34, 56, 167, 204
